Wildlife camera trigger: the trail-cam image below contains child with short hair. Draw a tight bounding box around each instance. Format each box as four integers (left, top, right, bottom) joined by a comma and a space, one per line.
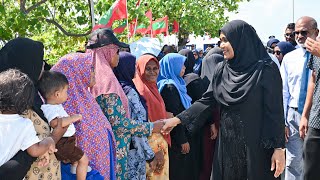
0, 69, 56, 166
39, 71, 89, 180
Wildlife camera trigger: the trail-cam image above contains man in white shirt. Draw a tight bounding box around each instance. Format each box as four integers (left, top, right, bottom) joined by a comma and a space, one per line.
280, 16, 319, 180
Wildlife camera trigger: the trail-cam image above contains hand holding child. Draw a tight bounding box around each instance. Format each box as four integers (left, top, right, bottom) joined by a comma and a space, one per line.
70, 114, 82, 123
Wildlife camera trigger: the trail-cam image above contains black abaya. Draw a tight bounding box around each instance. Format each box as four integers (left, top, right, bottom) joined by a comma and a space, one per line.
177, 61, 284, 180
161, 84, 201, 180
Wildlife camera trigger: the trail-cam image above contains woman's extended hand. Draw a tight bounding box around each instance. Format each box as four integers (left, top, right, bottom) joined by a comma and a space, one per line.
161, 117, 181, 135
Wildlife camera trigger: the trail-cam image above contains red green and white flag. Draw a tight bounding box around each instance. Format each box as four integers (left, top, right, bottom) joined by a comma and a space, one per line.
99, 0, 127, 28
172, 20, 179, 33
152, 16, 168, 37
113, 20, 127, 33
136, 10, 152, 35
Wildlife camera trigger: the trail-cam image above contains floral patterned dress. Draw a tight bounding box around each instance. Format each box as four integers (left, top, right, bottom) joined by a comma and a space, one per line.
96, 93, 153, 180
126, 89, 155, 180
22, 110, 61, 180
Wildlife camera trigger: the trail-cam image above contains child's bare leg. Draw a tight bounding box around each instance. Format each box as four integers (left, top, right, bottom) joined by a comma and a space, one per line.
75, 154, 88, 180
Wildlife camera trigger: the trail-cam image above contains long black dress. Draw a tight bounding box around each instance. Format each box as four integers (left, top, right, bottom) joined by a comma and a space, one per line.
161, 84, 200, 180
176, 61, 284, 180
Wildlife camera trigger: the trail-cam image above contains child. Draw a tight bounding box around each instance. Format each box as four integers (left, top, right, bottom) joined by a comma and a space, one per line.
39, 71, 89, 180
0, 69, 56, 166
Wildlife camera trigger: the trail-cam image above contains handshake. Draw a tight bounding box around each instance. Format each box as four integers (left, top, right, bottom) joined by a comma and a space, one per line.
151, 117, 181, 134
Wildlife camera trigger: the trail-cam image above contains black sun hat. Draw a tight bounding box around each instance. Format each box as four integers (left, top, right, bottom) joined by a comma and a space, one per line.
87, 28, 129, 49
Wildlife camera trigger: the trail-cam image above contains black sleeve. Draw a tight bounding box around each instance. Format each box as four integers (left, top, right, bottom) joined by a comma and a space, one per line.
261, 63, 285, 149
160, 84, 188, 145
176, 83, 217, 134
0, 150, 35, 179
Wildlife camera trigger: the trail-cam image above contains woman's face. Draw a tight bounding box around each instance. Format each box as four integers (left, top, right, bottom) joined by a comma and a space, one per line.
273, 46, 284, 63
144, 60, 159, 82
110, 48, 120, 68
219, 33, 234, 60
180, 65, 186, 77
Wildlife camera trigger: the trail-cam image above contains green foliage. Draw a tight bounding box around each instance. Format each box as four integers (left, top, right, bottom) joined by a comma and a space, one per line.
0, 0, 247, 64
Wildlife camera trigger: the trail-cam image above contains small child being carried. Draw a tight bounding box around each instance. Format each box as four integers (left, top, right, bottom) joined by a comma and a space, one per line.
39, 71, 89, 180
0, 69, 56, 166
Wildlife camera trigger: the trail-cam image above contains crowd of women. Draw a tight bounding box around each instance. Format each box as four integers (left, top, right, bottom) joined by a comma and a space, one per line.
0, 19, 286, 180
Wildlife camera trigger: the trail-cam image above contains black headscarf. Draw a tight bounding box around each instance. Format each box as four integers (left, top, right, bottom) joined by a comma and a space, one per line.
0, 37, 46, 120
212, 20, 273, 106
201, 54, 224, 88
178, 49, 196, 75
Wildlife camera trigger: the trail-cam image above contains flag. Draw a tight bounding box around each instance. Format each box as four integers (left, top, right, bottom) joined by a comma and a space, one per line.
172, 20, 179, 33
99, 0, 127, 27
113, 21, 127, 33
152, 16, 168, 37
92, 24, 109, 31
136, 10, 152, 35
136, 0, 141, 7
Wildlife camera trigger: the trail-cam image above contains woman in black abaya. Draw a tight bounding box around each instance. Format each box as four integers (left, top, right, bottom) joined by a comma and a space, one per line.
161, 20, 285, 180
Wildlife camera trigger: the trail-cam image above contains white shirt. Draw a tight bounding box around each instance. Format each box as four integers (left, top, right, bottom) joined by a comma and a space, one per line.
0, 114, 40, 166
41, 104, 76, 137
280, 47, 310, 123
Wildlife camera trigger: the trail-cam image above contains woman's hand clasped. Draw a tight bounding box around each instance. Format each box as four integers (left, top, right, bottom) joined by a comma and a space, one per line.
161, 117, 181, 135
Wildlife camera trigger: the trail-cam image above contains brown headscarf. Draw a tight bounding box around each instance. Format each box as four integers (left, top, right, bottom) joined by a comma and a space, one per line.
133, 54, 171, 145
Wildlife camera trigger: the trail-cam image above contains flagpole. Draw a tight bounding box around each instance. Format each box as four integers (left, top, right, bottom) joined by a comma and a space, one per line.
126, 0, 129, 42
132, 0, 144, 41
89, 0, 95, 27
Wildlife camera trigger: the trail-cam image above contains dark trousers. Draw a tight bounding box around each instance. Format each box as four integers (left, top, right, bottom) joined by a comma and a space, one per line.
303, 127, 320, 180
0, 150, 35, 180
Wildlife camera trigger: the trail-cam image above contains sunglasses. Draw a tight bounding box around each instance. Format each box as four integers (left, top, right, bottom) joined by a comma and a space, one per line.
284, 33, 294, 38
266, 47, 274, 54
273, 50, 282, 55
116, 48, 120, 55
293, 28, 315, 37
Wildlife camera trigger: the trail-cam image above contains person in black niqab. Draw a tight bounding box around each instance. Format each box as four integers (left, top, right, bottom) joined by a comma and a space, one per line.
0, 38, 67, 179
161, 20, 285, 180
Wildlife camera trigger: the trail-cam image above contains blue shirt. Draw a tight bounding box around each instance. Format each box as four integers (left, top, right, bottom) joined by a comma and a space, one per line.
280, 47, 310, 125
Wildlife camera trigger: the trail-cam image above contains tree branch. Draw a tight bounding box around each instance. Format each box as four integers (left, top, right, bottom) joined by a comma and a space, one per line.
20, 0, 48, 14
44, 18, 91, 37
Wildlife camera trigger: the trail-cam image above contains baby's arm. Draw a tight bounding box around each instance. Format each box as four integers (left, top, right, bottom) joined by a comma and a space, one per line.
26, 137, 56, 157
50, 114, 82, 128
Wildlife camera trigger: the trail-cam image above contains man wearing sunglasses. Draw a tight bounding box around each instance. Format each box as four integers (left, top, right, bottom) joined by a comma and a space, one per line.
280, 16, 319, 180
284, 23, 298, 48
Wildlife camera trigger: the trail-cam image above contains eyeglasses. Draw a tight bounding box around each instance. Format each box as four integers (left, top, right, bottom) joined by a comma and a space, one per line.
284, 33, 294, 38
273, 50, 282, 55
